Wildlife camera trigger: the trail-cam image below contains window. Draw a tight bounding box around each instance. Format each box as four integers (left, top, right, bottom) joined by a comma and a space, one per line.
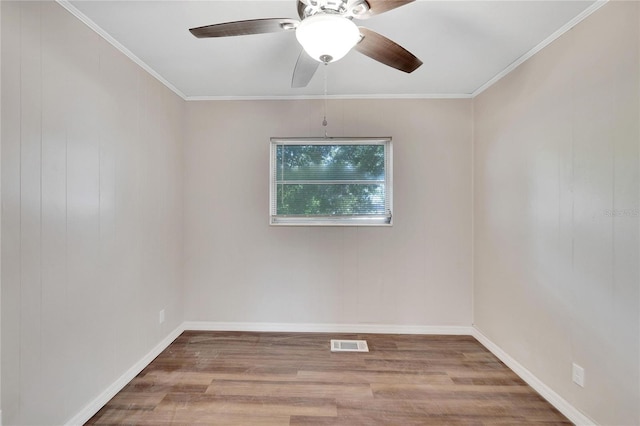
270, 137, 392, 226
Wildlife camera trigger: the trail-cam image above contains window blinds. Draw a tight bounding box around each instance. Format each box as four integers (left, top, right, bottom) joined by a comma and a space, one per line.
270, 138, 392, 226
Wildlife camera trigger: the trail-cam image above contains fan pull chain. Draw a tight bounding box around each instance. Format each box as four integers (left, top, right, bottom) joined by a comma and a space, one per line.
322, 63, 328, 130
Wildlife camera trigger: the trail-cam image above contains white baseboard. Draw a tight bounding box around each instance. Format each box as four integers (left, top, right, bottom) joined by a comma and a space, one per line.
62, 321, 470, 424
472, 327, 596, 426
62, 322, 594, 426
64, 324, 185, 426
183, 321, 474, 336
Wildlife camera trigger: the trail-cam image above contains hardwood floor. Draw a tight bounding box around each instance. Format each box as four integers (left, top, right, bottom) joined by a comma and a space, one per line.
86, 331, 571, 425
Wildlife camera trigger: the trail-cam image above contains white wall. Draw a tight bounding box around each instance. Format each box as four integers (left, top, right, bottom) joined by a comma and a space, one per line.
473, 2, 639, 425
184, 99, 472, 327
1, 2, 184, 424
0, 0, 3, 421
2, 1, 637, 425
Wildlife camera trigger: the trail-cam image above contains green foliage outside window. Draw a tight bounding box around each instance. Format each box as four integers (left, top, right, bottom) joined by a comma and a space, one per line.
273, 143, 390, 219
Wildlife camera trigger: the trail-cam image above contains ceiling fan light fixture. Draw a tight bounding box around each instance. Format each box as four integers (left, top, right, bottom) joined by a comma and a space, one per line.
295, 14, 360, 63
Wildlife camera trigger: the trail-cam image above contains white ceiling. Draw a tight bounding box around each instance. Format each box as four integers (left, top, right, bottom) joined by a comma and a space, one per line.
66, 0, 601, 99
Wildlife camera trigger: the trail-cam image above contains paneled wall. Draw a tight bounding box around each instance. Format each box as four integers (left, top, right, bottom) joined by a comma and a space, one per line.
184, 99, 472, 327
1, 2, 184, 424
3, 1, 637, 425
0, 0, 3, 419
473, 2, 640, 424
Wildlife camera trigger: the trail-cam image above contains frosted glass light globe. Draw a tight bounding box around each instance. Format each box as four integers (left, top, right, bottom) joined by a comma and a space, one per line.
296, 14, 361, 63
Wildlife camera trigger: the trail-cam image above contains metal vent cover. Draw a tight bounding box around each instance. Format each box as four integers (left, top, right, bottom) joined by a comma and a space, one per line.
330, 339, 369, 352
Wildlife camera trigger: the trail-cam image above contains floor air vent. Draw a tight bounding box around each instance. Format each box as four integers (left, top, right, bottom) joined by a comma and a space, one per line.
330, 339, 369, 352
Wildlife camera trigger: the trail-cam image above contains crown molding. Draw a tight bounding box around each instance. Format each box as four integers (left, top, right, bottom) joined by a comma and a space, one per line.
472, 0, 608, 98
57, 0, 608, 102
54, 0, 472, 102
55, 0, 188, 100
186, 93, 473, 101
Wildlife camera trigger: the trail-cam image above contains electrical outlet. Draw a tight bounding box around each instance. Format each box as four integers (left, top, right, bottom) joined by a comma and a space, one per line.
159, 309, 165, 325
572, 363, 585, 387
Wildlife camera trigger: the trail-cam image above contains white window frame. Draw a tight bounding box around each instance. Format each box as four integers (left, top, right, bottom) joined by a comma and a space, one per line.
270, 137, 393, 226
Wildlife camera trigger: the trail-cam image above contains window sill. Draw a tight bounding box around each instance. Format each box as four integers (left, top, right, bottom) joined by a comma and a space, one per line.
270, 215, 392, 226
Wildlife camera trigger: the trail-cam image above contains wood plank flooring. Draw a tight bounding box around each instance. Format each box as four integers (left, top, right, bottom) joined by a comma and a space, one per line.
86, 331, 571, 425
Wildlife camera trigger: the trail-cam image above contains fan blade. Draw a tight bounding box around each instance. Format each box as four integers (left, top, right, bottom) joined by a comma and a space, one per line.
356, 0, 414, 19
297, 0, 306, 19
292, 49, 320, 88
355, 27, 422, 73
189, 18, 298, 38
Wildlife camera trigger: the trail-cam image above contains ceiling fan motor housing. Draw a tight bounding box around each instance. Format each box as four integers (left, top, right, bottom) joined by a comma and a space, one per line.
300, 0, 370, 19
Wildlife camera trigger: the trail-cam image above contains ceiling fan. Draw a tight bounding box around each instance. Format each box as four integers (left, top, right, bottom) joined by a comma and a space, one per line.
189, 0, 423, 88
